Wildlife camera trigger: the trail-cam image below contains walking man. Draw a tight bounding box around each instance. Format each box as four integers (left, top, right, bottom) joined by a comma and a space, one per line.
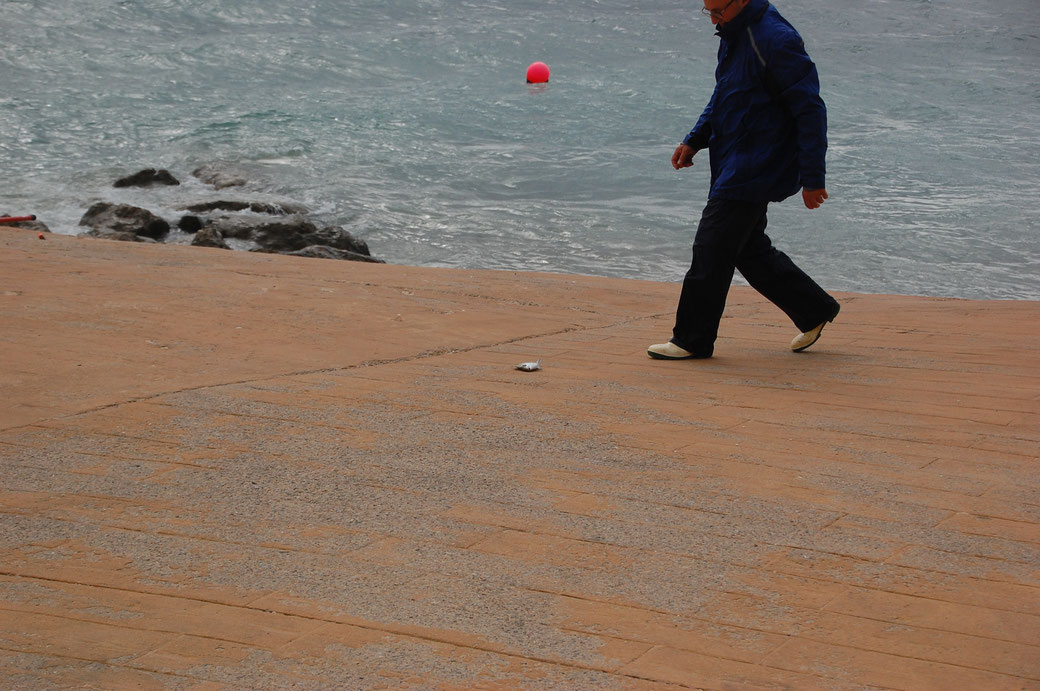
648, 0, 841, 360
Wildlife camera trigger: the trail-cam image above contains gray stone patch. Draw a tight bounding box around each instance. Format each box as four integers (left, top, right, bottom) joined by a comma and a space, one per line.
0, 581, 61, 608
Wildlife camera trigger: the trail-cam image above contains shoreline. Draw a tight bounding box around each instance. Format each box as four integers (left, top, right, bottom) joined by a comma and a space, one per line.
10, 219, 1040, 304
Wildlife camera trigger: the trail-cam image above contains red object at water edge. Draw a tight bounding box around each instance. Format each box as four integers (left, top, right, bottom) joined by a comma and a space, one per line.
526, 62, 550, 84
0, 215, 36, 224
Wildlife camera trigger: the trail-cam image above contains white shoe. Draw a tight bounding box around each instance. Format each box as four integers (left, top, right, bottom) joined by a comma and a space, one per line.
791, 322, 827, 352
648, 342, 698, 360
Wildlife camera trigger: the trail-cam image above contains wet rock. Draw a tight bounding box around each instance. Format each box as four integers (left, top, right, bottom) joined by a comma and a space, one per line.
280, 245, 386, 263
182, 200, 310, 216
81, 228, 160, 243
114, 168, 180, 188
178, 215, 203, 233
73, 162, 383, 262
198, 214, 381, 261
199, 215, 276, 240
198, 216, 369, 254
79, 202, 170, 240
192, 164, 247, 190
254, 222, 371, 256
191, 227, 231, 249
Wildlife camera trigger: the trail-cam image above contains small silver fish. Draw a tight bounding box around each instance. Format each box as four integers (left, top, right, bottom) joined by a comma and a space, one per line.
515, 359, 541, 372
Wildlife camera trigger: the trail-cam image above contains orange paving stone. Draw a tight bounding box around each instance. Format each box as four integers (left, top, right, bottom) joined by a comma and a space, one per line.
1, 227, 1039, 688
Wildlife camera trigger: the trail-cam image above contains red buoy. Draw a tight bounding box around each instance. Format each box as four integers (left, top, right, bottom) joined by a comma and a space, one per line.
526, 61, 550, 84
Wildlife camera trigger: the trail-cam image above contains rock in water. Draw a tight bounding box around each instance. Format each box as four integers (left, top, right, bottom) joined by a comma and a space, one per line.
191, 226, 231, 249
181, 200, 310, 216
79, 202, 170, 240
178, 215, 203, 233
113, 168, 180, 188
192, 164, 248, 190
254, 222, 372, 255
281, 245, 385, 263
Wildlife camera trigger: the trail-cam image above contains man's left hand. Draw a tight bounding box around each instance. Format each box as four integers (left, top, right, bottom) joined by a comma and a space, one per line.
802, 188, 828, 209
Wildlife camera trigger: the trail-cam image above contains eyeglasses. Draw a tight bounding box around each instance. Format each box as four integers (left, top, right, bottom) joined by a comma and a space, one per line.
701, 0, 738, 19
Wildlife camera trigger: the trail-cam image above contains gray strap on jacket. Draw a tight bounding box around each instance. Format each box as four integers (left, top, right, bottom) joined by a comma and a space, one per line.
746, 26, 768, 69
745, 21, 786, 105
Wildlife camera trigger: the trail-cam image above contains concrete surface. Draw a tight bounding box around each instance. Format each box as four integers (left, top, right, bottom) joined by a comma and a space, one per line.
1, 227, 1038, 689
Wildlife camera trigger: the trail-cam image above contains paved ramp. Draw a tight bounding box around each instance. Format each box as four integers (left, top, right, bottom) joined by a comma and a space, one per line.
2, 229, 1038, 688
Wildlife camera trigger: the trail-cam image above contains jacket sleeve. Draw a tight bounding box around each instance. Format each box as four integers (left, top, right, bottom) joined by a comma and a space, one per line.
682, 85, 717, 151
770, 34, 827, 190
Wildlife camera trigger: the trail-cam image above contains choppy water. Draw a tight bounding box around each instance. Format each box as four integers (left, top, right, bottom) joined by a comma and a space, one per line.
2, 0, 1038, 299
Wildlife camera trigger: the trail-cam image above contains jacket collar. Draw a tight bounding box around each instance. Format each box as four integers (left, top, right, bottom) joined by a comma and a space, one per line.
716, 0, 769, 40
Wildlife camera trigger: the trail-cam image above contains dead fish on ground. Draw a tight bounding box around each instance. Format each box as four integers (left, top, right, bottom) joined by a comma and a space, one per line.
515, 359, 541, 372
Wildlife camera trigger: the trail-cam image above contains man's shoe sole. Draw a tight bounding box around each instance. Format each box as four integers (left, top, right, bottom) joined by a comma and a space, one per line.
647, 342, 711, 360
648, 349, 697, 360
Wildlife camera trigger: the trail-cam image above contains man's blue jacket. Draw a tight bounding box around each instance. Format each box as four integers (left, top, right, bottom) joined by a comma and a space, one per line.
683, 0, 827, 203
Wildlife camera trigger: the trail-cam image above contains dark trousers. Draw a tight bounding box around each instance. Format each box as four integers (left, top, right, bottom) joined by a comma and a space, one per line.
671, 198, 840, 357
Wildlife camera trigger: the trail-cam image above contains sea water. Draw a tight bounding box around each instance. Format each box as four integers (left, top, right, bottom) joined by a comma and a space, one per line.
2, 0, 1038, 300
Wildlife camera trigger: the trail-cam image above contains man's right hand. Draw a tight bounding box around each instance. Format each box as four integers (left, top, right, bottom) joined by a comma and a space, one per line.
672, 144, 696, 170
